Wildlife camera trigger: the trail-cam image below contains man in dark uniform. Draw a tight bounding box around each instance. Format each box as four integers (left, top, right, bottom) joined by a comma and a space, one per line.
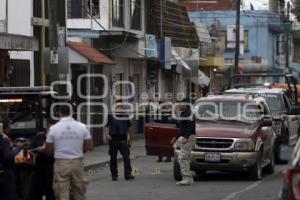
171, 98, 196, 186
26, 120, 55, 200
104, 100, 135, 181
0, 120, 22, 200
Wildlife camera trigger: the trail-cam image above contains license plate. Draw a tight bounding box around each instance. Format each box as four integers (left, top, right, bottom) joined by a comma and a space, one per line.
205, 153, 221, 162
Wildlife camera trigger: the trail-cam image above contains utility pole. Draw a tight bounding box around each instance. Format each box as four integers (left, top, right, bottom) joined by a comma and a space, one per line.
5, 0, 8, 32
160, 0, 163, 38
48, 0, 58, 83
234, 0, 241, 74
285, 2, 291, 73
41, 0, 46, 86
32, 0, 49, 86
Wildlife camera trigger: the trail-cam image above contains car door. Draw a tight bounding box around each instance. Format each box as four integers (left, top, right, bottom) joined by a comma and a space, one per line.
144, 123, 178, 157
259, 101, 274, 161
283, 93, 299, 145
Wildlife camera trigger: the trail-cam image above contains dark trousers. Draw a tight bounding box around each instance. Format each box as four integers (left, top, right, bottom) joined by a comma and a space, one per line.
0, 169, 18, 200
26, 165, 54, 200
109, 140, 132, 178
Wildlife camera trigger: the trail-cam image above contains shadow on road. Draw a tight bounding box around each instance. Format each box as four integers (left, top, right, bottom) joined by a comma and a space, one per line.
193, 171, 263, 182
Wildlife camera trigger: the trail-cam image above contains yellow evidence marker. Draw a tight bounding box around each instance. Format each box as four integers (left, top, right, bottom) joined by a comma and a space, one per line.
155, 167, 161, 175
132, 167, 139, 176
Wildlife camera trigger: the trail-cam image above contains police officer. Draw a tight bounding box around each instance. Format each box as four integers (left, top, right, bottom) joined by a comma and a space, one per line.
104, 100, 135, 181
171, 98, 196, 186
0, 120, 22, 200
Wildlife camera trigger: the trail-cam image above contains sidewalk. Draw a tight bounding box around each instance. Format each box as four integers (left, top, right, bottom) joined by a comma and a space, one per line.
83, 138, 146, 171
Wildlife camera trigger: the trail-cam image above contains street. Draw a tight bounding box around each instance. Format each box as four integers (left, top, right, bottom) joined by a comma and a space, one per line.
86, 156, 286, 200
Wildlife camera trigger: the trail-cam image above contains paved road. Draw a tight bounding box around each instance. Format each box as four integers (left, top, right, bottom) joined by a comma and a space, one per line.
85, 156, 286, 200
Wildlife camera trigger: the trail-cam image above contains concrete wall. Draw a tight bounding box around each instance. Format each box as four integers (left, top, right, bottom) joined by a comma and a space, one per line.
4, 0, 34, 86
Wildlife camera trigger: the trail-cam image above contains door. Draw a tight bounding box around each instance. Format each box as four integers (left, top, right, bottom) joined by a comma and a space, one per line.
283, 94, 299, 145
144, 123, 178, 157
259, 102, 274, 161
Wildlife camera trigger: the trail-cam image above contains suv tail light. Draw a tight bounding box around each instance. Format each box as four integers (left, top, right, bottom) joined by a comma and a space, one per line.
288, 168, 300, 200
25, 150, 31, 161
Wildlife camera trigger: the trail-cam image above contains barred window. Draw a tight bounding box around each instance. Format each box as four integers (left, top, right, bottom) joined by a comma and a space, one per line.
112, 0, 124, 28
130, 0, 141, 30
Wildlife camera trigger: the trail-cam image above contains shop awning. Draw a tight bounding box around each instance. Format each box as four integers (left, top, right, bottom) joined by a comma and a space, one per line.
191, 70, 210, 86
0, 33, 38, 51
172, 48, 191, 71
67, 41, 114, 64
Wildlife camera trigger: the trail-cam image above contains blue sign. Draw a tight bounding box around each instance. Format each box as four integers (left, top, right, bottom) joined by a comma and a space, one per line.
145, 34, 158, 58
159, 37, 171, 70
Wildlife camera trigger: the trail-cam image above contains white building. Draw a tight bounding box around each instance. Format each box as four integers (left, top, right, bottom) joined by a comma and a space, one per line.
0, 0, 37, 86
65, 0, 147, 143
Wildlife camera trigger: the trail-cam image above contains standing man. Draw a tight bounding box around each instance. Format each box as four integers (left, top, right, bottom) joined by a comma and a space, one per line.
104, 100, 135, 181
46, 105, 93, 200
171, 98, 196, 186
0, 120, 22, 200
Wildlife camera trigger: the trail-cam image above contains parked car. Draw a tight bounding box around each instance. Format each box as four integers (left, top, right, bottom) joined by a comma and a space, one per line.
225, 88, 300, 163
228, 73, 298, 105
145, 95, 276, 181
279, 137, 300, 200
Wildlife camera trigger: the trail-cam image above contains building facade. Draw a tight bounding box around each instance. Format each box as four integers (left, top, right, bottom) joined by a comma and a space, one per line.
0, 0, 38, 86
188, 9, 288, 89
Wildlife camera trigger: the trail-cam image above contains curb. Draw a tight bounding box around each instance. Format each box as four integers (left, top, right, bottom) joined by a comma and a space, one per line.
84, 155, 138, 172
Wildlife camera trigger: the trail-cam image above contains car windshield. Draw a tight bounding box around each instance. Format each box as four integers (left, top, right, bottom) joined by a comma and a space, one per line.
0, 98, 39, 130
195, 101, 261, 124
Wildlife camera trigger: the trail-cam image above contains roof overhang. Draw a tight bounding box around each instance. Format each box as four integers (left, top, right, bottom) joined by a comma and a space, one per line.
0, 33, 38, 51
67, 41, 114, 65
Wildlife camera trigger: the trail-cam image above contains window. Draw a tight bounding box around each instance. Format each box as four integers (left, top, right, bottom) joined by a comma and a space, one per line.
68, 0, 99, 18
68, 0, 84, 18
87, 0, 100, 17
219, 30, 249, 51
294, 40, 300, 62
112, 0, 124, 28
130, 0, 141, 30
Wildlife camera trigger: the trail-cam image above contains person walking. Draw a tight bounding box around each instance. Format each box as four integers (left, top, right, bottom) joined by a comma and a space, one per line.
171, 98, 196, 186
0, 120, 22, 200
46, 105, 93, 200
26, 120, 55, 200
104, 100, 135, 181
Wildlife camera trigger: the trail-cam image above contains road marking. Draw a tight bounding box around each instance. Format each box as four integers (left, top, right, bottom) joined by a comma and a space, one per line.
221, 181, 261, 200
221, 169, 283, 200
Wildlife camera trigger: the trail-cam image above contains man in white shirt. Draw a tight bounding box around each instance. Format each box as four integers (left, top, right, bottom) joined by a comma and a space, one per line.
46, 105, 93, 200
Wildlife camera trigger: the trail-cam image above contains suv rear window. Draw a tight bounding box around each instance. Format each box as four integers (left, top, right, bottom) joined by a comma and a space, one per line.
0, 98, 39, 130
253, 93, 284, 114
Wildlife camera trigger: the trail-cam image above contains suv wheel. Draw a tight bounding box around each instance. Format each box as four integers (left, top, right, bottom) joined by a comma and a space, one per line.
248, 150, 263, 181
264, 149, 275, 174
173, 159, 182, 181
